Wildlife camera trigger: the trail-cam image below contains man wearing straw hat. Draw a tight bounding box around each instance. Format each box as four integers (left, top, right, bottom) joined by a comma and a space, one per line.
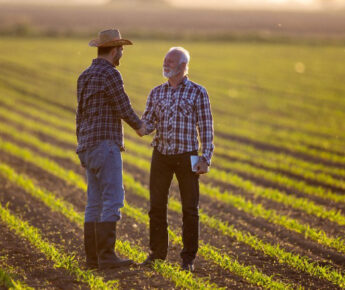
76, 29, 145, 270
141, 47, 214, 271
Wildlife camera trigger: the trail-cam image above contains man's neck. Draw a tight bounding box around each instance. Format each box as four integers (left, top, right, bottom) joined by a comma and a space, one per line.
98, 56, 114, 67
168, 74, 185, 89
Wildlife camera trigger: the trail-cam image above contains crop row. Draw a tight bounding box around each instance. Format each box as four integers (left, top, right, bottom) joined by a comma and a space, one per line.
4, 86, 345, 190
1, 71, 345, 168
2, 50, 344, 152
0, 266, 32, 290
124, 121, 345, 182
123, 139, 345, 225
211, 105, 345, 154
122, 171, 345, 288
212, 122, 345, 166
0, 203, 119, 289
120, 152, 345, 254
210, 156, 345, 203
1, 105, 345, 252
2, 97, 344, 214
0, 44, 342, 286
123, 58, 345, 133
1, 135, 344, 287
0, 156, 293, 289
0, 162, 220, 290
124, 145, 345, 227
0, 95, 343, 229
124, 59, 345, 146
2, 91, 345, 184
2, 106, 345, 250
214, 142, 345, 187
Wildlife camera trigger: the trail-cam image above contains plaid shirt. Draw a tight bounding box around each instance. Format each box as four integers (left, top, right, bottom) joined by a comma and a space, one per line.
76, 58, 142, 153
142, 77, 214, 165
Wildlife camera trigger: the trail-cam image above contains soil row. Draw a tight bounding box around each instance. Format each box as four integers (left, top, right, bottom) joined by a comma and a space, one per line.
0, 142, 342, 289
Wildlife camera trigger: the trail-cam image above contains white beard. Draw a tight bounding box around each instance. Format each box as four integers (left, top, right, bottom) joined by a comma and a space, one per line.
163, 66, 181, 78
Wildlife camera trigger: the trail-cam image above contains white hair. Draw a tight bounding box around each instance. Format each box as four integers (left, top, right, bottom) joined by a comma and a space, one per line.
167, 47, 190, 75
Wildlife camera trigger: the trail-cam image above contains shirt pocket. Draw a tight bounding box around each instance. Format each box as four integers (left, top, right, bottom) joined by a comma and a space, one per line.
154, 98, 168, 119
178, 95, 194, 117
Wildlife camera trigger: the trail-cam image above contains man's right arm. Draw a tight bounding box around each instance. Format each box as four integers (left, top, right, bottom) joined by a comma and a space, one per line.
105, 71, 143, 130
76, 77, 83, 139
141, 89, 157, 135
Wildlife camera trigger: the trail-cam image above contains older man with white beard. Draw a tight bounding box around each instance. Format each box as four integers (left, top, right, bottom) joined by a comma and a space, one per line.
140, 47, 214, 271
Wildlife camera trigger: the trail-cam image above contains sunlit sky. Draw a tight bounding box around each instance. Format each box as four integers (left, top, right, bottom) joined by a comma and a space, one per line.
1, 0, 344, 10
172, 0, 315, 8
170, 0, 343, 9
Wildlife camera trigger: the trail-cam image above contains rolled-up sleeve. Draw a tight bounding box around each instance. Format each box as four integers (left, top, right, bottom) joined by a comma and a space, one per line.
105, 70, 142, 130
196, 88, 214, 165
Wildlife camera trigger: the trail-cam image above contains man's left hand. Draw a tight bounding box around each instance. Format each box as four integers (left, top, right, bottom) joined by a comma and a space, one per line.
195, 159, 209, 175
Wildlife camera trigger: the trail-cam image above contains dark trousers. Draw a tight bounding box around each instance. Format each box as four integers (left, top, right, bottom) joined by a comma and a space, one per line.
149, 148, 200, 263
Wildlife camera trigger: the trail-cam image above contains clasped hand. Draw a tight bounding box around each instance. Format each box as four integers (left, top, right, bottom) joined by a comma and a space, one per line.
136, 122, 146, 137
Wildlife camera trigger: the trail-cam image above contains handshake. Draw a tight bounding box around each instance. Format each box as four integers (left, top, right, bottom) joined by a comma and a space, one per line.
136, 122, 146, 137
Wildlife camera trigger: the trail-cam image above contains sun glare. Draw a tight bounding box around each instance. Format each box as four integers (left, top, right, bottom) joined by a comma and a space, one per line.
169, 0, 327, 9
267, 0, 314, 3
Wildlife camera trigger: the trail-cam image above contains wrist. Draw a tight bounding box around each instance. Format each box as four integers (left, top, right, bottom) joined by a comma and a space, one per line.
135, 120, 143, 130
200, 156, 209, 166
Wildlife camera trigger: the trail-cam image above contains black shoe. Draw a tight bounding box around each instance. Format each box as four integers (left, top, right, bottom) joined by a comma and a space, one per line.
84, 222, 98, 269
181, 261, 194, 272
140, 256, 158, 268
96, 222, 134, 270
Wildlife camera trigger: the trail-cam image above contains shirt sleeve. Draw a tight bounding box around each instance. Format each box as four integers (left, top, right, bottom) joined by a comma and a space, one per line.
105, 70, 142, 130
76, 76, 83, 139
196, 87, 214, 165
141, 89, 157, 135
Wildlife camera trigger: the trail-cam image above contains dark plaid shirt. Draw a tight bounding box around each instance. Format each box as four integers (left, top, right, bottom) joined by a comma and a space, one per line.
142, 77, 214, 165
76, 58, 142, 153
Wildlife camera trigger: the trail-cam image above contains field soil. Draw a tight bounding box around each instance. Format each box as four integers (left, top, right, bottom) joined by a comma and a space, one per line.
0, 37, 345, 289
0, 3, 345, 39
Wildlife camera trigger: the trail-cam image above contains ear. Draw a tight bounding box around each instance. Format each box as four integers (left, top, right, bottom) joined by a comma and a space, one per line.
111, 47, 118, 56
180, 62, 187, 72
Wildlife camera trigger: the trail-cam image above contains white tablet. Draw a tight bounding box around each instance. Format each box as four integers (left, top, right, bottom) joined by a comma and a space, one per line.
190, 155, 199, 172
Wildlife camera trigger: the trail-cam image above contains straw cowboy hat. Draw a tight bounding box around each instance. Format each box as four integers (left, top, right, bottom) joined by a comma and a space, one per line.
89, 29, 133, 47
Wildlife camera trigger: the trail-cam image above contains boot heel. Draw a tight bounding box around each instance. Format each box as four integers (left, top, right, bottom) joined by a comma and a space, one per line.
96, 222, 134, 269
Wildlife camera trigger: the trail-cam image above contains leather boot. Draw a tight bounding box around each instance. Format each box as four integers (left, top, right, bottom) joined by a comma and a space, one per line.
96, 222, 134, 269
84, 222, 98, 269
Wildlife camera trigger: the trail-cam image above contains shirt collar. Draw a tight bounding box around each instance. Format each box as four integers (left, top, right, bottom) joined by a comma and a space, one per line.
92, 58, 114, 67
163, 76, 189, 88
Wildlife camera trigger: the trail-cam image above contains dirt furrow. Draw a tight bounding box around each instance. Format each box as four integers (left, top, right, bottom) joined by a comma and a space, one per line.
216, 132, 345, 170
0, 157, 177, 289
123, 161, 345, 270
0, 221, 84, 289
216, 154, 345, 194
1, 122, 345, 287
0, 142, 259, 288
202, 176, 345, 237
5, 134, 336, 289
2, 132, 345, 269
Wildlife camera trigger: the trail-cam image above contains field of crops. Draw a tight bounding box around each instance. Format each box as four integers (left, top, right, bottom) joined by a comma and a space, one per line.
0, 37, 344, 289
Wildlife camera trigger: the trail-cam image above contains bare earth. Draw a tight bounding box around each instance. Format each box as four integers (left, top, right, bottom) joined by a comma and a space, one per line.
0, 3, 345, 39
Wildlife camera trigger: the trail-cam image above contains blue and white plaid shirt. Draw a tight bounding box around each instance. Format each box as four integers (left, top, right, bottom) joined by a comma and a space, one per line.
142, 77, 214, 165
76, 58, 142, 153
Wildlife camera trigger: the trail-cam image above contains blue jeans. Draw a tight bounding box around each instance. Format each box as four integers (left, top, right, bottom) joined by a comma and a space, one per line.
78, 140, 124, 222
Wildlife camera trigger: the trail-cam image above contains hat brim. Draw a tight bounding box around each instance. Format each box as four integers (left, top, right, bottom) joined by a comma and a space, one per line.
89, 38, 133, 47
